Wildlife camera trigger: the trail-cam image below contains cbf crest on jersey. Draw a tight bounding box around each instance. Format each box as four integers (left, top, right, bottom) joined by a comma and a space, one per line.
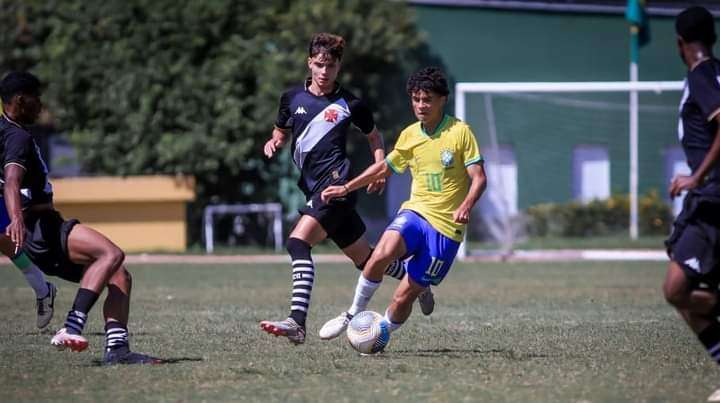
441, 149, 454, 168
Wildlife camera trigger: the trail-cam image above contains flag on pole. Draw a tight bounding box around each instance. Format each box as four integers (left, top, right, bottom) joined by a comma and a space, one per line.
626, 0, 650, 47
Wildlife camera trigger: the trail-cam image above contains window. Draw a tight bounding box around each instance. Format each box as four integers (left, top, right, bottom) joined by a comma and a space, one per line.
572, 145, 610, 203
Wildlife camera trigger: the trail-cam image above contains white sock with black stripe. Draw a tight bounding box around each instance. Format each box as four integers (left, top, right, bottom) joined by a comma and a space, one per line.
356, 248, 406, 280
384, 259, 406, 280
286, 238, 314, 327
64, 310, 87, 335
105, 320, 129, 352
699, 322, 720, 365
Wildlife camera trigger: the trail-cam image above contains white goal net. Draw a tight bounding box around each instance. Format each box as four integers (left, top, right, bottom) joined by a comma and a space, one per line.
455, 81, 684, 259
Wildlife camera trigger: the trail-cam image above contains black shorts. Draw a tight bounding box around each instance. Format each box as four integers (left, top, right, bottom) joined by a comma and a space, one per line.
298, 192, 366, 249
23, 209, 85, 283
666, 198, 720, 286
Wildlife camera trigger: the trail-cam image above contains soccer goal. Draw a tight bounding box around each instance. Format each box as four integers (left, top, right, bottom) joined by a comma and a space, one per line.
203, 203, 283, 253
455, 80, 685, 259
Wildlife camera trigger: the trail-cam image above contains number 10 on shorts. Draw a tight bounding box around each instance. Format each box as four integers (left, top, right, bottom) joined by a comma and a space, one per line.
425, 257, 444, 278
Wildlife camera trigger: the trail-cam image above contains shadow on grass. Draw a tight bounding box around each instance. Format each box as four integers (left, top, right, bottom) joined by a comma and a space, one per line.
19, 331, 155, 336
85, 332, 153, 336
89, 357, 204, 366
391, 348, 551, 361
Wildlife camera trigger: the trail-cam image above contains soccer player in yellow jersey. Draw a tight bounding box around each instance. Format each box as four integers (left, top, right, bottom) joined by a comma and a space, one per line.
318, 67, 486, 339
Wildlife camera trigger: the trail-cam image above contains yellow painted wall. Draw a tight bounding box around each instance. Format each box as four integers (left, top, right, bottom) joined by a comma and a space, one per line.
52, 176, 195, 252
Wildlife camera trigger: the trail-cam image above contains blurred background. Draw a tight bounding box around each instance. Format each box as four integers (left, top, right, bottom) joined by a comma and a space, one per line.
1, 0, 718, 254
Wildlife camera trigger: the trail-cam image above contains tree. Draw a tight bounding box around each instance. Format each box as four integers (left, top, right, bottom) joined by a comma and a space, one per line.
0, 0, 440, 244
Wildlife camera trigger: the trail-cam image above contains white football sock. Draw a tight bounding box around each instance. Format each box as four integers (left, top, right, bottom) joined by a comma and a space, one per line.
347, 274, 381, 316
383, 309, 403, 333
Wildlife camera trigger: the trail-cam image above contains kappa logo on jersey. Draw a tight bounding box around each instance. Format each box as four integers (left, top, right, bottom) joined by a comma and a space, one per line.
306, 199, 313, 209
295, 106, 307, 115
324, 108, 339, 123
684, 257, 701, 272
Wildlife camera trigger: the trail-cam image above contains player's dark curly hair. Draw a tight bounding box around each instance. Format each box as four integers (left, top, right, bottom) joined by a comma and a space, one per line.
0, 71, 41, 104
406, 67, 449, 97
308, 33, 345, 61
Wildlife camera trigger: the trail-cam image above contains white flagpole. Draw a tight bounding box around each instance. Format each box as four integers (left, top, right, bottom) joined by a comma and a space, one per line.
629, 27, 640, 240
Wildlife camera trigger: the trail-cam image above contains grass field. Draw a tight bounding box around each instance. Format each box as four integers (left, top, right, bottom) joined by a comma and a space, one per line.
1, 260, 717, 402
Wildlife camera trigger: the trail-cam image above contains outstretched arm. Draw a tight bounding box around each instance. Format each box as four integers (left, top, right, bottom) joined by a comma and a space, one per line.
453, 163, 487, 224
263, 127, 290, 159
321, 159, 393, 203
4, 164, 26, 252
365, 128, 386, 194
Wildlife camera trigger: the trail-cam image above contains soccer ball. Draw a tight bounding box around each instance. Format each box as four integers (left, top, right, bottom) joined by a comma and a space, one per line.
346, 311, 390, 354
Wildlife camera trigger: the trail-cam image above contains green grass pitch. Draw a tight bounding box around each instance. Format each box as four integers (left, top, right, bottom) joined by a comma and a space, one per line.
0, 261, 716, 402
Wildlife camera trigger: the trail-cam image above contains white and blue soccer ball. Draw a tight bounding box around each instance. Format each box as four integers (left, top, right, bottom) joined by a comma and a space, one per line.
346, 311, 390, 354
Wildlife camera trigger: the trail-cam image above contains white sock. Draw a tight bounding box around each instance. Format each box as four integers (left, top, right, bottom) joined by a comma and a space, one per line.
383, 309, 403, 333
12, 252, 49, 298
347, 275, 381, 316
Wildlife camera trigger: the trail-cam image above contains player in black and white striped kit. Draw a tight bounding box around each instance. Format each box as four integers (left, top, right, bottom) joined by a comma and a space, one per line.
260, 33, 433, 345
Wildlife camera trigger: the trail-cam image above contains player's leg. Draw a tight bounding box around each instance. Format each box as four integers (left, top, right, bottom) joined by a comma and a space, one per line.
336, 210, 406, 280
384, 218, 460, 333
0, 235, 56, 328
100, 265, 160, 365
663, 262, 717, 326
383, 273, 426, 332
337, 212, 433, 315
51, 222, 124, 352
319, 229, 407, 340
663, 222, 720, 367
320, 210, 424, 341
260, 214, 327, 344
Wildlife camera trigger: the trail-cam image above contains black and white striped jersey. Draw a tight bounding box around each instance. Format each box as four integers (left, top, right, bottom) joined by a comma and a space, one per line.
275, 80, 375, 197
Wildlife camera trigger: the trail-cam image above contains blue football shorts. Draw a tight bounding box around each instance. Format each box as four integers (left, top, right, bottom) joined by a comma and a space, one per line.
386, 209, 460, 287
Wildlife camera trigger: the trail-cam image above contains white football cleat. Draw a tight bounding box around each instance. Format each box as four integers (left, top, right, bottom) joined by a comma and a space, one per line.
417, 287, 435, 316
319, 312, 352, 340
51, 328, 88, 352
708, 388, 720, 402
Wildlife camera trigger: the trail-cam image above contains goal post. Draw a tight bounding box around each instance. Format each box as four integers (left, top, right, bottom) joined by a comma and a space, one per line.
204, 203, 283, 253
454, 80, 684, 260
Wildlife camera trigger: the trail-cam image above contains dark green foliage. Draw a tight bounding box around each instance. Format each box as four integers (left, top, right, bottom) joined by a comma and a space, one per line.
0, 0, 433, 240
526, 190, 673, 237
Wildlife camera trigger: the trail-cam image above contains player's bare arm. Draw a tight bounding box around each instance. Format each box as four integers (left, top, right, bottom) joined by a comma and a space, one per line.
670, 117, 720, 198
453, 163, 487, 224
365, 127, 386, 194
3, 163, 26, 251
263, 126, 289, 158
321, 159, 392, 203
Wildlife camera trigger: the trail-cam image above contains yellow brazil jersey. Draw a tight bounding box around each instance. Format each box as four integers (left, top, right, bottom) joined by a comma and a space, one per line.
385, 115, 483, 242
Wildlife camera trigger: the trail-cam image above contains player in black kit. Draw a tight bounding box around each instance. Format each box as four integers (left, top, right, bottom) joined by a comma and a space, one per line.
260, 33, 433, 344
0, 71, 159, 365
662, 7, 720, 401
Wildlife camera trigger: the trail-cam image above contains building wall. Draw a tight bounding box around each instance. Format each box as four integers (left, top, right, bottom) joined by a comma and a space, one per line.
53, 176, 195, 252
409, 4, 691, 209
